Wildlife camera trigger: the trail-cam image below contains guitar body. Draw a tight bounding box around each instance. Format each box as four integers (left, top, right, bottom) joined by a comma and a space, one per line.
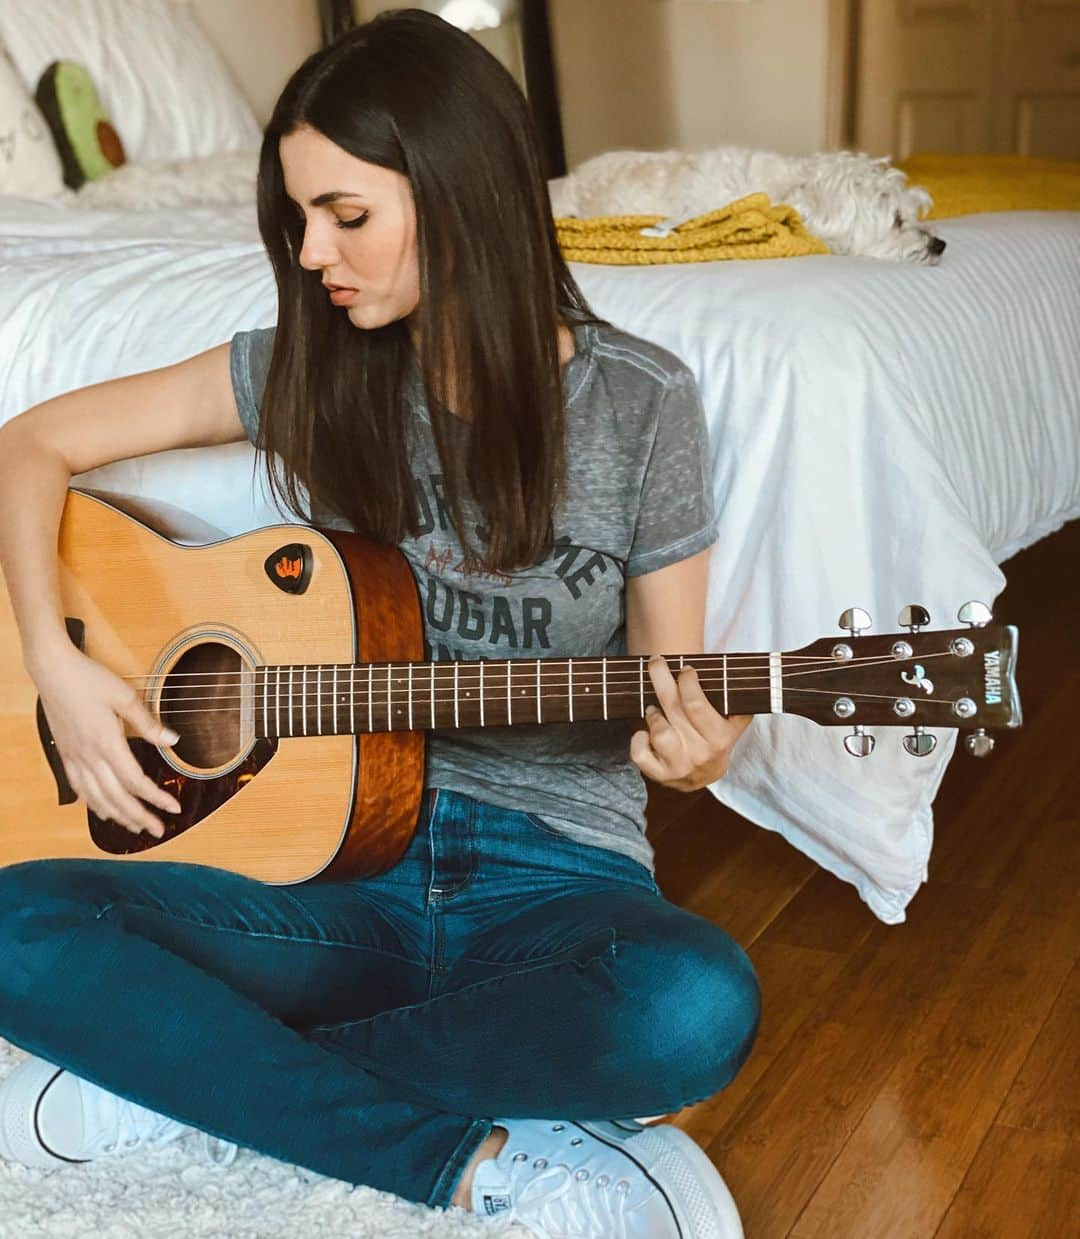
0, 489, 426, 885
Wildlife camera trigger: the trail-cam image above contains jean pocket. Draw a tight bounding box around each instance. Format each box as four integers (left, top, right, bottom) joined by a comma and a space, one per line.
522, 811, 566, 838
520, 812, 662, 896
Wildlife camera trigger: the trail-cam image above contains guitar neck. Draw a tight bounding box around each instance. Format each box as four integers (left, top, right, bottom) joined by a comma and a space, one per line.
250, 653, 770, 737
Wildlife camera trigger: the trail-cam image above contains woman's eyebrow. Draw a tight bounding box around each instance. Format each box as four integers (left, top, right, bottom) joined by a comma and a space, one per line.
289, 190, 368, 207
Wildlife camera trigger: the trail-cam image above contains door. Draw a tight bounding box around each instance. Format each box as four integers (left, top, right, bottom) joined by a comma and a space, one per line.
851, 0, 1080, 157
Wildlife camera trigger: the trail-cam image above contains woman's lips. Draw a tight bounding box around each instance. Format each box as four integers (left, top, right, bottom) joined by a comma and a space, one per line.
328, 286, 359, 305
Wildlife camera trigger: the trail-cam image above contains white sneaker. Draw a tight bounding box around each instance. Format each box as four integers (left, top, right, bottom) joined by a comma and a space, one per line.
469, 1117, 743, 1238
0, 1055, 238, 1171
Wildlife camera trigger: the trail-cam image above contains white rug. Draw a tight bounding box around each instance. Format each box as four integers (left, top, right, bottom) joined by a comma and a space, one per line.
0, 1040, 533, 1239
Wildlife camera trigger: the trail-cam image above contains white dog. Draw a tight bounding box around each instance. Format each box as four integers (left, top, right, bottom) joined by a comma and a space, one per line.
547, 146, 945, 264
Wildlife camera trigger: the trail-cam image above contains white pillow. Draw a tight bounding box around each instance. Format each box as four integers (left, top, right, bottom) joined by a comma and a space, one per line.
0, 0, 262, 164
0, 46, 65, 196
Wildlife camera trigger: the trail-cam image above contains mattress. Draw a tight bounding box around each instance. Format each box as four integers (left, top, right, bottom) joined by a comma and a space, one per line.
569, 210, 1080, 920
2, 193, 1077, 921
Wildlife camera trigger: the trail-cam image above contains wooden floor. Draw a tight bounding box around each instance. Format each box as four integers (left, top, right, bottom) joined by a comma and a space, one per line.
644, 518, 1079, 1238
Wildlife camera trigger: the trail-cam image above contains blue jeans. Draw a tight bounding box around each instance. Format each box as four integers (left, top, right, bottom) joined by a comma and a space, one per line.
0, 787, 760, 1211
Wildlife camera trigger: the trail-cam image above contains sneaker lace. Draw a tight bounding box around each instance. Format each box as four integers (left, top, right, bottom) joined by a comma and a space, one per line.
98, 1098, 238, 1168
506, 1151, 633, 1238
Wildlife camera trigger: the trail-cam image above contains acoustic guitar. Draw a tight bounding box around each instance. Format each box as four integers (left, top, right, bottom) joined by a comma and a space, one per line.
0, 489, 1021, 885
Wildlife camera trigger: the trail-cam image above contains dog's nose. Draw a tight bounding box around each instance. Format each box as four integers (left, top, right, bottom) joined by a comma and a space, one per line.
927, 236, 946, 257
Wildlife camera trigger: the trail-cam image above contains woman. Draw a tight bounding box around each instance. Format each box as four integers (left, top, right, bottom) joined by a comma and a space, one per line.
0, 10, 759, 1236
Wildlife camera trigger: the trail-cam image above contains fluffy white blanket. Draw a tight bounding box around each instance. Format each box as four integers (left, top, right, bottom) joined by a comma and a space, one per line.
57, 150, 261, 210
0, 1040, 530, 1238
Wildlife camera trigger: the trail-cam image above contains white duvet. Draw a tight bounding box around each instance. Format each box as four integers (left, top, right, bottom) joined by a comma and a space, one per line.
2, 192, 1077, 922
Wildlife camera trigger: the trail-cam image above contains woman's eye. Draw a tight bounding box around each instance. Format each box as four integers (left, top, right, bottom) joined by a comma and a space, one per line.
336, 213, 369, 230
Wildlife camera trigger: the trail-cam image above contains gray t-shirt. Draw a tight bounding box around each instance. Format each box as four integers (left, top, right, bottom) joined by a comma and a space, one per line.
229, 318, 718, 873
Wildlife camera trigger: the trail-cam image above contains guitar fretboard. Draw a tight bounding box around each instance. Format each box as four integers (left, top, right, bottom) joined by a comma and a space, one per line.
251, 654, 783, 737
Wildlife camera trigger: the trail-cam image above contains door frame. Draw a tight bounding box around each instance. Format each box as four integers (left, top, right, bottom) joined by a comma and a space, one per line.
826, 0, 858, 149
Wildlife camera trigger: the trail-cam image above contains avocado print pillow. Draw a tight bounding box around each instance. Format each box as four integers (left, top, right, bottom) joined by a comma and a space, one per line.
34, 61, 125, 189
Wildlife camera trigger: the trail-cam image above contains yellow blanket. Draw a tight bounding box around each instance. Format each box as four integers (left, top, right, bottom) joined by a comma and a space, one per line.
554, 191, 829, 264
897, 153, 1080, 219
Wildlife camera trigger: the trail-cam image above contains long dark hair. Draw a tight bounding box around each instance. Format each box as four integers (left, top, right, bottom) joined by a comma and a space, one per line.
254, 7, 603, 576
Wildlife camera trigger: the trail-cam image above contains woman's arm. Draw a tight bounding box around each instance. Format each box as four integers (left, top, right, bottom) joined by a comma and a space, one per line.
624, 545, 752, 790
624, 544, 710, 657
0, 342, 245, 673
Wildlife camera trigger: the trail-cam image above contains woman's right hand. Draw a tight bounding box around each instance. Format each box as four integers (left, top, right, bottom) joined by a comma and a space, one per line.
30, 646, 183, 837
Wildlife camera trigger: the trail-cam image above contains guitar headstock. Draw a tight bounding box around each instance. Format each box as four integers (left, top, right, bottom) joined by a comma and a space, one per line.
785, 601, 1020, 758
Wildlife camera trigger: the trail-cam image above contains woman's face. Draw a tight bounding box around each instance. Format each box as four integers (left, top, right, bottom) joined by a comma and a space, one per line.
279, 125, 420, 332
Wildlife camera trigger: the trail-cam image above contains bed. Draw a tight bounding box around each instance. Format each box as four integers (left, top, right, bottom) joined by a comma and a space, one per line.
1, 2, 1078, 924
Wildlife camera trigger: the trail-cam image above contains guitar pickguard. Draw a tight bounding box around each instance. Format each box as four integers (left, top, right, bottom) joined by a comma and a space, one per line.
87, 736, 279, 856
34, 616, 283, 853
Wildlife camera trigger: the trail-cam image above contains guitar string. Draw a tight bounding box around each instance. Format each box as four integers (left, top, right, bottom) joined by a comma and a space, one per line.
132, 650, 959, 709
141, 682, 971, 722
133, 650, 964, 710
119, 648, 965, 697
134, 654, 967, 719
115, 645, 958, 684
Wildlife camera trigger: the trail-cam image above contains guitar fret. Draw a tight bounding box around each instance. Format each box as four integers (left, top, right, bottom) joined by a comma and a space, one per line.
408, 662, 413, 731
723, 653, 728, 714
568, 659, 573, 723
536, 659, 541, 723
639, 656, 644, 715
430, 663, 436, 730
454, 662, 459, 728
302, 666, 308, 736
506, 659, 511, 725
602, 657, 608, 720
275, 667, 281, 737
480, 660, 484, 727
262, 666, 268, 737
366, 663, 371, 733
386, 663, 392, 731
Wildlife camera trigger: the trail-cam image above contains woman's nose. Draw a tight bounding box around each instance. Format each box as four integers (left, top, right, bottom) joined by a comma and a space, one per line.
298, 225, 340, 271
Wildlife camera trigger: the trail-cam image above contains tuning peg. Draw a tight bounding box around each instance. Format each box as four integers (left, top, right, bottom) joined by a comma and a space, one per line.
843, 726, 875, 757
838, 607, 872, 638
964, 729, 995, 757
957, 600, 993, 628
897, 605, 931, 633
902, 726, 937, 757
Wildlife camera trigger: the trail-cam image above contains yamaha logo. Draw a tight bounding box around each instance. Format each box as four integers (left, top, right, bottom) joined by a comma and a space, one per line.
984, 651, 1002, 704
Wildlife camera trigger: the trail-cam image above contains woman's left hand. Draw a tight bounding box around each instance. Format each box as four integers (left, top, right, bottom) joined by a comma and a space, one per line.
629, 654, 753, 792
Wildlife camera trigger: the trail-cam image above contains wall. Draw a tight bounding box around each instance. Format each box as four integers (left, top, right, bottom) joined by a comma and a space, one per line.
548, 0, 832, 166
185, 1, 832, 159
187, 0, 322, 126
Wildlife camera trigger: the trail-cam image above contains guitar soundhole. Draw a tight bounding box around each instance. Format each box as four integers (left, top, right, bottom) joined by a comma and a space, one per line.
158, 643, 245, 769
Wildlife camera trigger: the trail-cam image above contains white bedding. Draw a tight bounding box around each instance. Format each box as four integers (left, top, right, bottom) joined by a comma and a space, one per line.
2, 192, 1077, 922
